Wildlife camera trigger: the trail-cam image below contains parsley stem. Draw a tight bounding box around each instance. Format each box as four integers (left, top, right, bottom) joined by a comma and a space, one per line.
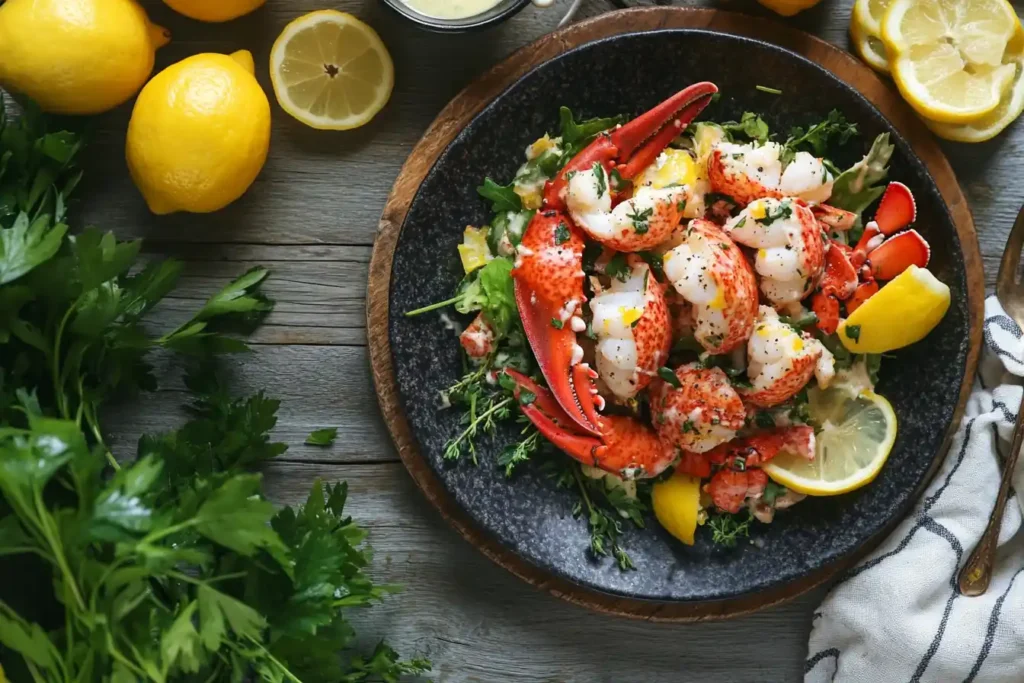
571, 463, 596, 516
52, 301, 77, 419
34, 488, 86, 613
756, 85, 783, 95
404, 295, 462, 317
141, 518, 198, 546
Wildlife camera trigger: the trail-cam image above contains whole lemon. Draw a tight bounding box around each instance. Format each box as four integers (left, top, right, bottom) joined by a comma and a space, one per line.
126, 51, 271, 215
757, 0, 823, 16
0, 0, 169, 115
163, 0, 266, 22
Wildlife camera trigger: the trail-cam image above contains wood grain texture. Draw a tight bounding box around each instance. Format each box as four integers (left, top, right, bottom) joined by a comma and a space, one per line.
32, 0, 1014, 677
366, 6, 982, 621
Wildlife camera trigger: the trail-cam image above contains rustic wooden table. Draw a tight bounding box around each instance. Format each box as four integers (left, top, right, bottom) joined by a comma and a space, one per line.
73, 0, 1022, 680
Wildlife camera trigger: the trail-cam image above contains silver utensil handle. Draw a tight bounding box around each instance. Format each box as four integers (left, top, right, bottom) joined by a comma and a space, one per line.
958, 393, 1024, 595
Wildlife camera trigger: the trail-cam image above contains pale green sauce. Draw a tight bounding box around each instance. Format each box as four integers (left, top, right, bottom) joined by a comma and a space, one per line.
402, 0, 503, 19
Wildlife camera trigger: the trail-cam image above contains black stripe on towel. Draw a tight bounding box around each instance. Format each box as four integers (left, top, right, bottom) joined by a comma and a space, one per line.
963, 566, 1024, 683
910, 517, 964, 682
984, 314, 1022, 339
804, 647, 840, 679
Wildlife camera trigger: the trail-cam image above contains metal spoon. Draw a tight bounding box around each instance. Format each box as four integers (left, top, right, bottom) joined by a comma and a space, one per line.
958, 205, 1024, 596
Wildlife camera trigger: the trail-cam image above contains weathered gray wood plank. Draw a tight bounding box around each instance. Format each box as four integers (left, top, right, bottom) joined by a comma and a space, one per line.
145, 244, 370, 345
104, 346, 393, 463
262, 460, 822, 683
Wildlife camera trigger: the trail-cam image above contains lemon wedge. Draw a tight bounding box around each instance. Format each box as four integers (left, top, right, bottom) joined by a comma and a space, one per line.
851, 0, 893, 72
270, 10, 394, 131
882, 0, 1021, 123
764, 384, 897, 496
837, 265, 950, 354
652, 472, 702, 545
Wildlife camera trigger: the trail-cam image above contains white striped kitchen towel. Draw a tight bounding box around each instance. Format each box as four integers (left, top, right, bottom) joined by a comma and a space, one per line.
806, 296, 1024, 683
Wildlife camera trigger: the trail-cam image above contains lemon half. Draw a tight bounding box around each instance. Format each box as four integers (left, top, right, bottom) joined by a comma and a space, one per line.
764, 384, 897, 496
882, 0, 1021, 123
270, 10, 394, 131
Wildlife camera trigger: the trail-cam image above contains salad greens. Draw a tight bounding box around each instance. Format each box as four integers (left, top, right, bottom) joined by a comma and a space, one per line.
0, 99, 427, 681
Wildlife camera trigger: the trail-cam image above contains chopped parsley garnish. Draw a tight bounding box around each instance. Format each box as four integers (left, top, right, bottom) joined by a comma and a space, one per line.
682, 420, 698, 434
658, 367, 681, 388
609, 167, 631, 193
734, 216, 747, 229
637, 250, 665, 280
677, 197, 687, 213
754, 411, 776, 429
550, 317, 565, 329
554, 222, 571, 244
846, 324, 862, 342
593, 161, 608, 196
759, 200, 793, 226
627, 206, 654, 235
719, 242, 731, 251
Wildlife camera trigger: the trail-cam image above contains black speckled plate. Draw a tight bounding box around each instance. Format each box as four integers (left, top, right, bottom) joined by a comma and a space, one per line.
375, 11, 982, 612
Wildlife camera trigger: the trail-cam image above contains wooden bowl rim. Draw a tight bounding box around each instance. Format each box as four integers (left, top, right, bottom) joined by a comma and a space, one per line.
366, 6, 984, 621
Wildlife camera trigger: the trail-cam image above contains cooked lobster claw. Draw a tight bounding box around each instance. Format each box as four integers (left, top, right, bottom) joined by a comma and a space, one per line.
512, 211, 601, 435
503, 369, 674, 478
543, 82, 719, 209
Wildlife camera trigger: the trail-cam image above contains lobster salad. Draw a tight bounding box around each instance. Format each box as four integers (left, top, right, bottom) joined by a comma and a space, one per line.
407, 82, 951, 566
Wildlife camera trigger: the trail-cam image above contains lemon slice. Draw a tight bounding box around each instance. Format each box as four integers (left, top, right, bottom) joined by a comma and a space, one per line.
269, 10, 394, 130
926, 21, 1024, 142
837, 265, 950, 354
882, 0, 1021, 123
851, 0, 893, 72
764, 384, 897, 496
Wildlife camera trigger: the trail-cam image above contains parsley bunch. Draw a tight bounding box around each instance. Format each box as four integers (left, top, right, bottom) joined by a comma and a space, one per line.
0, 100, 427, 681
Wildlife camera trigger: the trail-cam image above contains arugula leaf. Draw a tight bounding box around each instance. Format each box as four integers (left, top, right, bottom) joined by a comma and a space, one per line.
306, 427, 338, 446
828, 133, 895, 218
476, 257, 517, 337
722, 112, 771, 144
477, 178, 522, 213
558, 106, 622, 145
